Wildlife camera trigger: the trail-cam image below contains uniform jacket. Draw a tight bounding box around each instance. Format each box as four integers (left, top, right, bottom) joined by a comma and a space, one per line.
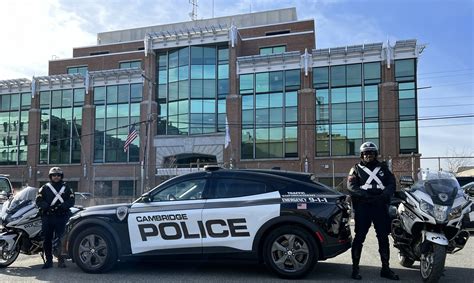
347, 160, 396, 204
36, 181, 75, 216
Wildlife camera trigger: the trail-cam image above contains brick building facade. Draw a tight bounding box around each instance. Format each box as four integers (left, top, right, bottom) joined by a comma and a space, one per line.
0, 8, 422, 199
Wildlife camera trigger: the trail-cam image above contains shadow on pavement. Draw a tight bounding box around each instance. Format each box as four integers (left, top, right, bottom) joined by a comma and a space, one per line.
1, 259, 473, 282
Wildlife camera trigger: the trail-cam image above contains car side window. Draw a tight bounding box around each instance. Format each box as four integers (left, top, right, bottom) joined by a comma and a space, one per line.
151, 179, 206, 202
212, 178, 267, 198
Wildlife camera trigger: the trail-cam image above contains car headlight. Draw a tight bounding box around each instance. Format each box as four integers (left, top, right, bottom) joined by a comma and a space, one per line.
449, 205, 463, 220
420, 199, 434, 215
433, 204, 449, 222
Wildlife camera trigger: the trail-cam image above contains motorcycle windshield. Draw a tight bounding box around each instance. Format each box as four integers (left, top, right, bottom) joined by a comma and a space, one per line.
416, 179, 460, 206
5, 186, 38, 214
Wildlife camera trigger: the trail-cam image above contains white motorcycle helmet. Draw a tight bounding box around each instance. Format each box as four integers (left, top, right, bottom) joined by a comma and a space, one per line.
359, 142, 378, 159
48, 167, 64, 179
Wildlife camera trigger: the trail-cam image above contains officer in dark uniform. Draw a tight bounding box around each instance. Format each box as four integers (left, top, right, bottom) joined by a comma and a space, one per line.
347, 142, 399, 280
36, 167, 75, 269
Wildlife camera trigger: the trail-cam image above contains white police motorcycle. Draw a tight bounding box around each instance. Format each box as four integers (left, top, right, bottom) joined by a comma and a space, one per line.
390, 170, 472, 283
0, 186, 78, 267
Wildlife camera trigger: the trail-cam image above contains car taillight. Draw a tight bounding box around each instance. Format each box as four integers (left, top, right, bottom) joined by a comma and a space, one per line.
315, 231, 324, 243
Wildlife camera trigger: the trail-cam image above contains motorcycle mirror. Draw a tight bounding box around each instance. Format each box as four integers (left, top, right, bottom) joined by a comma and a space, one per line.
466, 187, 474, 197
399, 176, 414, 186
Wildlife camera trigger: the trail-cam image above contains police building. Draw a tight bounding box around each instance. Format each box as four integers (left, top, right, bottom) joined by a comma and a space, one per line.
0, 8, 423, 200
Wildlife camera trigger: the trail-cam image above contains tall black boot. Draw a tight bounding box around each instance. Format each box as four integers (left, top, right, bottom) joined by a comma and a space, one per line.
380, 251, 399, 280
42, 255, 53, 269
57, 256, 66, 268
351, 246, 362, 280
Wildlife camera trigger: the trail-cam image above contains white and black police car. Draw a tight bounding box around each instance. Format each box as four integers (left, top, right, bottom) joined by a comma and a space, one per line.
62, 167, 351, 278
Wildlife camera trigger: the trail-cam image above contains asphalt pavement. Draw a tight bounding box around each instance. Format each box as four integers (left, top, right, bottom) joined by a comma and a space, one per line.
0, 226, 473, 283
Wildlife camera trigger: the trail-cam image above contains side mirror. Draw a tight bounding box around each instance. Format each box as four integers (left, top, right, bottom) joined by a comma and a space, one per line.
399, 176, 414, 186
0, 190, 10, 200
141, 192, 152, 203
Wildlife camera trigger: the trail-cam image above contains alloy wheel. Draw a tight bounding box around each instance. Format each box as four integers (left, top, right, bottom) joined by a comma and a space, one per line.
78, 234, 108, 269
270, 234, 310, 273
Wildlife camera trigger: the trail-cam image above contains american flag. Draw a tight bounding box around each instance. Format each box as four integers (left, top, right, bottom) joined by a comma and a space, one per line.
124, 125, 138, 152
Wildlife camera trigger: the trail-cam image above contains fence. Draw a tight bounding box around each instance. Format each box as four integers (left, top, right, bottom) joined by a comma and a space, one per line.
74, 156, 474, 207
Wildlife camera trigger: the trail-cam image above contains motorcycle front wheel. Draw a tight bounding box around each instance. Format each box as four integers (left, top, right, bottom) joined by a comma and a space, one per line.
420, 243, 446, 283
0, 241, 20, 267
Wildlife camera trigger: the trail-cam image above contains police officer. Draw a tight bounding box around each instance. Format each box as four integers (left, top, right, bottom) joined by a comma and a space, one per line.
36, 167, 75, 269
347, 142, 399, 280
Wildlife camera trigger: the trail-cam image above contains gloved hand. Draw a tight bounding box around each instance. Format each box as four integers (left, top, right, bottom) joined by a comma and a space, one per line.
60, 202, 69, 210
40, 206, 50, 214
37, 202, 49, 210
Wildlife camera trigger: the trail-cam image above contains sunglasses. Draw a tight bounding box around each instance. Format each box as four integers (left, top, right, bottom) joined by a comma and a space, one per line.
362, 152, 376, 156
51, 174, 62, 177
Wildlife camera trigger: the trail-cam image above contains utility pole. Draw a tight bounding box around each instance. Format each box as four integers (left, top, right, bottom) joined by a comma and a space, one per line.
141, 73, 155, 195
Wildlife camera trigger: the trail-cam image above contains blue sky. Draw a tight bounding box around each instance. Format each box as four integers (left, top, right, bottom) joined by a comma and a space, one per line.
0, 0, 472, 170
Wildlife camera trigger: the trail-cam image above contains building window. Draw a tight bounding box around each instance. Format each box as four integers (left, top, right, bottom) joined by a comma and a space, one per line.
259, 45, 286, 55
118, 180, 135, 196
93, 84, 142, 163
67, 66, 88, 76
156, 45, 229, 136
39, 88, 84, 164
95, 181, 112, 197
0, 92, 30, 165
395, 59, 416, 82
395, 59, 417, 154
240, 69, 300, 159
119, 61, 141, 69
314, 63, 380, 157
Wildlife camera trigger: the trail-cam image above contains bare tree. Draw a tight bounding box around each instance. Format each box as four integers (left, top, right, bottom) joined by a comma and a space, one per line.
444, 147, 474, 173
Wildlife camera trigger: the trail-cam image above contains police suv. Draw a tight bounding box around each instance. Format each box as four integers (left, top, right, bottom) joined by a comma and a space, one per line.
63, 167, 352, 278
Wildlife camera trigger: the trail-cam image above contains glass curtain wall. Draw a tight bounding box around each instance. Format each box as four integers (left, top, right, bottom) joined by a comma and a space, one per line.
395, 59, 418, 154
240, 69, 300, 159
93, 84, 142, 163
156, 45, 229, 135
314, 62, 381, 156
0, 92, 30, 164
39, 88, 84, 164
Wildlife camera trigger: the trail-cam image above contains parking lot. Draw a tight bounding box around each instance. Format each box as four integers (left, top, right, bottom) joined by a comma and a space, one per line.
1, 226, 472, 283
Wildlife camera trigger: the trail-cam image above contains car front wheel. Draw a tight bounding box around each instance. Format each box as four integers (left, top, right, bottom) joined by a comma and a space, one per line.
72, 227, 117, 273
263, 226, 318, 279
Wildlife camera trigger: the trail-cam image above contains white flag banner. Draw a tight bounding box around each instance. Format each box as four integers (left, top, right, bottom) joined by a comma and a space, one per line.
85, 70, 90, 95
225, 116, 231, 149
31, 77, 36, 98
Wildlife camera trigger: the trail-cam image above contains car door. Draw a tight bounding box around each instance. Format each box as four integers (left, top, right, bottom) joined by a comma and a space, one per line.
201, 177, 281, 252
128, 177, 208, 255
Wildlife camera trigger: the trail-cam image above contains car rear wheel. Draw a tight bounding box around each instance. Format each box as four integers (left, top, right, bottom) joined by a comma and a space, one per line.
263, 226, 318, 279
72, 227, 117, 273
